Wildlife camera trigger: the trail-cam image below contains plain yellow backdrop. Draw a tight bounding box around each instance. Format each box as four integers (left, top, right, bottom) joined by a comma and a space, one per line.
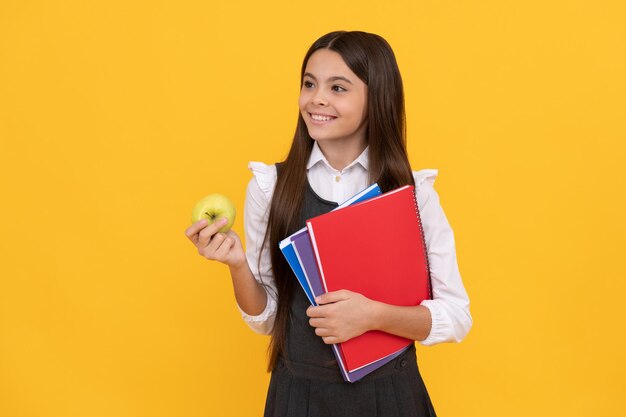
1, 1, 625, 416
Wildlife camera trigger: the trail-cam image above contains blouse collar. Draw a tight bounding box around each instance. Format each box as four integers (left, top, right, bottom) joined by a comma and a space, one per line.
306, 141, 369, 173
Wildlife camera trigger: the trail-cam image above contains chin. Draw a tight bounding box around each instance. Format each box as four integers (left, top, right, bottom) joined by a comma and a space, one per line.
306, 127, 333, 140
308, 132, 333, 142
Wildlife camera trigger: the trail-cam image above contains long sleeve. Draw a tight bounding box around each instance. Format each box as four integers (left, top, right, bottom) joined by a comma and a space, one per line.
413, 170, 473, 346
236, 162, 279, 335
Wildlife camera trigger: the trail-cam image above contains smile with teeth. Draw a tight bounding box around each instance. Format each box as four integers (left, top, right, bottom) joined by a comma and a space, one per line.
310, 113, 336, 122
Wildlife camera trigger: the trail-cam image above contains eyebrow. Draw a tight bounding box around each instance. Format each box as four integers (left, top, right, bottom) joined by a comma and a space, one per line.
303, 72, 353, 85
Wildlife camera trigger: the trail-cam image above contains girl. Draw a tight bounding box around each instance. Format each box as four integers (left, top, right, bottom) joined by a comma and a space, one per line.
185, 31, 472, 417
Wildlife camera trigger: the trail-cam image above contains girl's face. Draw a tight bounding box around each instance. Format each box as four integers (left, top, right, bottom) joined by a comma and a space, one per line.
299, 49, 368, 148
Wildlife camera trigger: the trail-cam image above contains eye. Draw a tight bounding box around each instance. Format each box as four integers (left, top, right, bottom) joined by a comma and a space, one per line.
332, 85, 347, 92
303, 80, 314, 89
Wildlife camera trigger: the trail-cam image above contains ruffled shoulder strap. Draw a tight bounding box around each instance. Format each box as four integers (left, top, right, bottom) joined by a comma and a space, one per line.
248, 161, 278, 200
412, 169, 438, 209
412, 168, 438, 188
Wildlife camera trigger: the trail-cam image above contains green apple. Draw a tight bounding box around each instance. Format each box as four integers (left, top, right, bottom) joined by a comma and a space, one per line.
191, 193, 236, 233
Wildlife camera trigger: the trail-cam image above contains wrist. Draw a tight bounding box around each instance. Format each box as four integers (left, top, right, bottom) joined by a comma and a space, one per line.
367, 299, 384, 331
228, 259, 249, 275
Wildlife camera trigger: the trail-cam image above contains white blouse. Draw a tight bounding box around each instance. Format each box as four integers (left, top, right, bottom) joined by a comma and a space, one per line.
238, 142, 472, 346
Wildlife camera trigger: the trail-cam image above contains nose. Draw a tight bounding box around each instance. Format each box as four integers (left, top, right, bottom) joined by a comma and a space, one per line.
312, 91, 328, 106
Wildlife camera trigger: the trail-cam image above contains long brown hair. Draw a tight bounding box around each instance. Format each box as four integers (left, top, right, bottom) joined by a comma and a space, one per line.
259, 31, 415, 372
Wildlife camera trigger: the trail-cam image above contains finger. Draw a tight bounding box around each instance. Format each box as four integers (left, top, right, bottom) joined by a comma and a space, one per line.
205, 232, 227, 254
306, 306, 326, 318
315, 290, 351, 305
199, 218, 229, 239
197, 218, 228, 247
314, 327, 332, 337
213, 235, 235, 260
322, 336, 340, 345
224, 230, 242, 249
185, 219, 208, 244
308, 317, 325, 328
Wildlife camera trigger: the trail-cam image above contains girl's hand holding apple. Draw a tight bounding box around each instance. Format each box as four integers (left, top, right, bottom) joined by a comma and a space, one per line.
185, 218, 246, 269
185, 197, 268, 319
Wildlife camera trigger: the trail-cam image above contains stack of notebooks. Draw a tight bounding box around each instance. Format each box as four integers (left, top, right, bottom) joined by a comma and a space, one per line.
279, 183, 432, 383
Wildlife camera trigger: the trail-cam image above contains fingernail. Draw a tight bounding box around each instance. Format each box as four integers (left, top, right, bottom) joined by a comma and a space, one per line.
220, 218, 228, 225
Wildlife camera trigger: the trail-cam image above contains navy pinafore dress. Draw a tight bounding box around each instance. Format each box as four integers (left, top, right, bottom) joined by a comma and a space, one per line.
264, 163, 437, 417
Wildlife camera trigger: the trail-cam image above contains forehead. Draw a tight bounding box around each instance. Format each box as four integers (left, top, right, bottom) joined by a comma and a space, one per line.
304, 49, 358, 80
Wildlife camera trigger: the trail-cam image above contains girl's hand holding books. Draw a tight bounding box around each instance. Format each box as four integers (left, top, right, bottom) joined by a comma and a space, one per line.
306, 290, 376, 345
185, 218, 246, 270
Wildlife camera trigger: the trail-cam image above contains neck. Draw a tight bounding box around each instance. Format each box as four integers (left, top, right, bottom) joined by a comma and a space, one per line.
316, 138, 367, 172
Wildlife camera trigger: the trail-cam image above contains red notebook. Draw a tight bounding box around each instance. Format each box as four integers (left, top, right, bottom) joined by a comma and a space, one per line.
306, 185, 432, 372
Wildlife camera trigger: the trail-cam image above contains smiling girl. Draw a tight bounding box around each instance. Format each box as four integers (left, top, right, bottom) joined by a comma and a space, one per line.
185, 31, 472, 417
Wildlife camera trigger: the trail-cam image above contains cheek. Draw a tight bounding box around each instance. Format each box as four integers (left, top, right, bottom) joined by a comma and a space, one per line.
337, 101, 363, 123
353, 100, 368, 126
298, 91, 309, 112
360, 103, 368, 125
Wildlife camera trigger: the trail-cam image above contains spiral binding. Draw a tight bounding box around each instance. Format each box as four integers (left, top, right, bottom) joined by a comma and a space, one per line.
412, 186, 433, 300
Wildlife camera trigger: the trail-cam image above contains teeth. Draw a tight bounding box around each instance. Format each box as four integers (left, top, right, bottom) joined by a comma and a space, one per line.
311, 114, 334, 122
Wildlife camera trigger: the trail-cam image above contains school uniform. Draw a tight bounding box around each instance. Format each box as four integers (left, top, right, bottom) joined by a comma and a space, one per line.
239, 142, 472, 417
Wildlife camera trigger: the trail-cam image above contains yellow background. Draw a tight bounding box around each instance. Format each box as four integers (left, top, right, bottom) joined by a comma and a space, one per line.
1, 1, 625, 416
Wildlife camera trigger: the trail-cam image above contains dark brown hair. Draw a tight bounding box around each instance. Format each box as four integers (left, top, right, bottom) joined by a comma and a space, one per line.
260, 31, 415, 372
